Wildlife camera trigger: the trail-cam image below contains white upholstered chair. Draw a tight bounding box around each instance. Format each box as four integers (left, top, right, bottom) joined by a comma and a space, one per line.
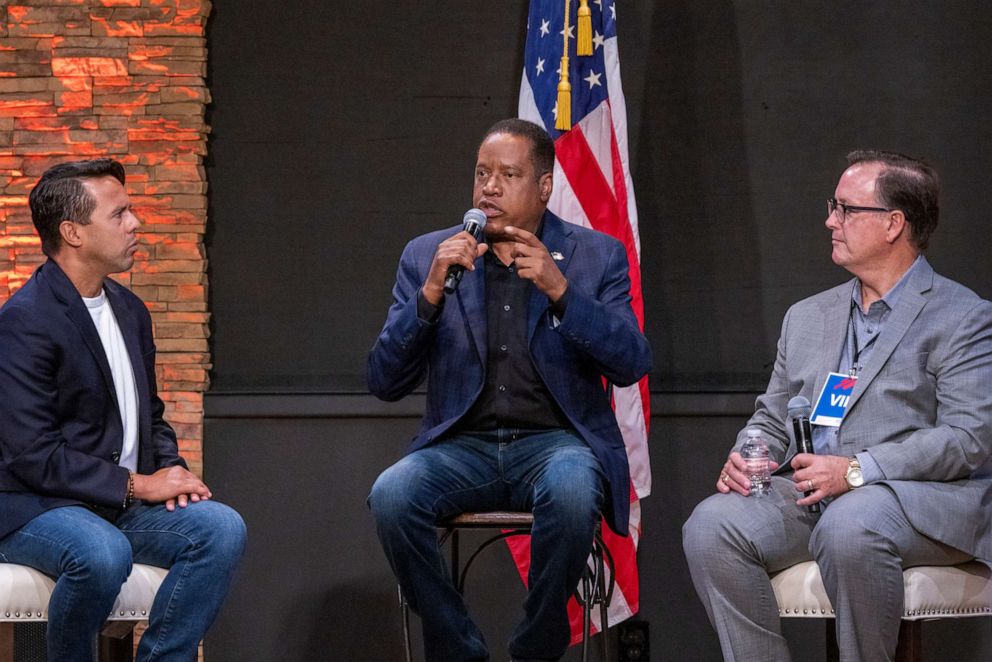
0, 562, 167, 662
771, 560, 992, 662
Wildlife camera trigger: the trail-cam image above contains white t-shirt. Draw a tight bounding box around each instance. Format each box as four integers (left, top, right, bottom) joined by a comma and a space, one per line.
82, 289, 138, 472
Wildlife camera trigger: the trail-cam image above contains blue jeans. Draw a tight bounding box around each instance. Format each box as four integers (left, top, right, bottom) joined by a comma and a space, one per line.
368, 429, 606, 662
0, 501, 246, 662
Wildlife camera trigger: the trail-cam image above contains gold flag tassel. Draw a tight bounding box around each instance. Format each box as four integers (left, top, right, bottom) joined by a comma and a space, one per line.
555, 0, 572, 130
577, 0, 593, 55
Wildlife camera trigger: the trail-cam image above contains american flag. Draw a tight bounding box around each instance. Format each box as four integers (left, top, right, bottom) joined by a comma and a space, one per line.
510, 0, 650, 643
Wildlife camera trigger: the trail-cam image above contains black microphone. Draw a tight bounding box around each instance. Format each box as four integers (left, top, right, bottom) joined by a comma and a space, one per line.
788, 395, 820, 514
443, 208, 488, 295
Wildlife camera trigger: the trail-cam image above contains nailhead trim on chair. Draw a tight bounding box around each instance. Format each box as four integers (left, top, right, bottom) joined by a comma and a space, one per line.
772, 561, 992, 620
904, 607, 992, 617
0, 563, 166, 623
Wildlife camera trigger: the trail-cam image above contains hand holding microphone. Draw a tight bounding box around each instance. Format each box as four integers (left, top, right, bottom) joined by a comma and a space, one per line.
443, 209, 487, 294
788, 395, 820, 514
422, 209, 488, 305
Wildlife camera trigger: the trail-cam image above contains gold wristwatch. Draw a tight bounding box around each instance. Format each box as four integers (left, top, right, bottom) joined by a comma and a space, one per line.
845, 457, 864, 489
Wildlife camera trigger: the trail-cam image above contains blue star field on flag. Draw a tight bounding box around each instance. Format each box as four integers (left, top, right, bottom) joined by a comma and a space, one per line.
524, 0, 617, 138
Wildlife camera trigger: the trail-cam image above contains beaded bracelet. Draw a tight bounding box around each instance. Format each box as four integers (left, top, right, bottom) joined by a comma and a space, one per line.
122, 471, 135, 509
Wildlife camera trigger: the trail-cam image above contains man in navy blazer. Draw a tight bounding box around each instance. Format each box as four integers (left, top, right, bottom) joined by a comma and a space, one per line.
0, 159, 245, 661
368, 119, 651, 662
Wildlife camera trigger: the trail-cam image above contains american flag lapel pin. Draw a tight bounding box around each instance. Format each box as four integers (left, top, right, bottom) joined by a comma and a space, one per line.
551, 251, 564, 261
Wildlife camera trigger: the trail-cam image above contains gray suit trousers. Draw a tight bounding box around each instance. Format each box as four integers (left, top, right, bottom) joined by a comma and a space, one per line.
683, 477, 970, 662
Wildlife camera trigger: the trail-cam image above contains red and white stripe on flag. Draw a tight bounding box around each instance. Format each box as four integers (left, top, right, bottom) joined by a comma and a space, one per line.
511, 0, 650, 643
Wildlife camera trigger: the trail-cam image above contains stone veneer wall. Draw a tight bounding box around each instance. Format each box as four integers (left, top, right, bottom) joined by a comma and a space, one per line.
0, 0, 212, 477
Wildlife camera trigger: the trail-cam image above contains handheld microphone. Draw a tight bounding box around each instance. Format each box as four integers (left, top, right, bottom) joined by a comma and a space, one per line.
443, 208, 487, 294
787, 395, 820, 514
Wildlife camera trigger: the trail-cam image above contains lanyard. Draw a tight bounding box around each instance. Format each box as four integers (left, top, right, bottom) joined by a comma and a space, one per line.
846, 307, 879, 377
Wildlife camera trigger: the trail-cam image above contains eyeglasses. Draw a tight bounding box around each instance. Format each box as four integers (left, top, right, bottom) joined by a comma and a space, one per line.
827, 197, 891, 223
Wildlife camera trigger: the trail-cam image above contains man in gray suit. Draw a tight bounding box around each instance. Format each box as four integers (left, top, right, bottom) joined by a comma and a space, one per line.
683, 150, 992, 661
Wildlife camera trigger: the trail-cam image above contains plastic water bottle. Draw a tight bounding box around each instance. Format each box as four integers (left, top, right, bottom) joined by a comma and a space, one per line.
741, 428, 771, 497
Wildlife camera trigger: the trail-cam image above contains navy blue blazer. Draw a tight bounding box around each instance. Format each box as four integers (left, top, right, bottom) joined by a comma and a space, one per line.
368, 211, 652, 535
0, 261, 187, 539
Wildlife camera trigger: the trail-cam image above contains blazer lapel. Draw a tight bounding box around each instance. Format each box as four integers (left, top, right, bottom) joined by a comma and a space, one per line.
528, 212, 576, 340
845, 262, 932, 415
456, 251, 488, 367
811, 283, 852, 403
45, 263, 121, 415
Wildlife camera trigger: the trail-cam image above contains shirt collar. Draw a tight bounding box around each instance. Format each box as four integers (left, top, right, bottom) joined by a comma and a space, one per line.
81, 288, 108, 309
851, 254, 924, 313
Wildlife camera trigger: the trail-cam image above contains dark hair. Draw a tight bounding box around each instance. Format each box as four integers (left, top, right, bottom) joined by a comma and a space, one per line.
28, 158, 126, 257
846, 150, 939, 251
480, 118, 556, 179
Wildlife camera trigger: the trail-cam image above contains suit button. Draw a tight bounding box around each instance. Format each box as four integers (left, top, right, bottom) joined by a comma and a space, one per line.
111, 451, 120, 463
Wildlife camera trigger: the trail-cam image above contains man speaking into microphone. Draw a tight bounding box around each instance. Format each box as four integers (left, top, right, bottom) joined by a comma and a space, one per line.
367, 118, 651, 662
683, 151, 992, 661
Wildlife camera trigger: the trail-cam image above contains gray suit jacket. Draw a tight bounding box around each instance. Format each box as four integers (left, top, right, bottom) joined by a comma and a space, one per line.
736, 258, 992, 561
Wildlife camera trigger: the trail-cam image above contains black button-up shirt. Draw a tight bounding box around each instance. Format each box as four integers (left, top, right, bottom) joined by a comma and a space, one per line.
457, 249, 572, 432
417, 241, 573, 434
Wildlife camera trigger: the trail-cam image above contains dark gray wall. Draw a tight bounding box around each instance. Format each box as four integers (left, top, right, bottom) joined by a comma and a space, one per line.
207, 0, 992, 392
204, 1, 992, 660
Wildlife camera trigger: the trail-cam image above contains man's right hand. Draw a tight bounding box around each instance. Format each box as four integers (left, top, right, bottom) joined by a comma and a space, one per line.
716, 451, 780, 496
132, 466, 212, 509
421, 231, 489, 305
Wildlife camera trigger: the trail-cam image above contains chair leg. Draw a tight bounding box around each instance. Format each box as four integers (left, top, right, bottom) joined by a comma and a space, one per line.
597, 556, 609, 661
450, 529, 460, 592
99, 621, 135, 662
398, 585, 414, 662
825, 617, 921, 662
825, 619, 839, 662
895, 620, 921, 662
583, 574, 594, 662
0, 623, 12, 662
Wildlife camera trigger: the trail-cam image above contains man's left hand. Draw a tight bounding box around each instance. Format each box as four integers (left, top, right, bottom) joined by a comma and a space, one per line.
165, 492, 208, 512
504, 226, 568, 301
791, 453, 851, 506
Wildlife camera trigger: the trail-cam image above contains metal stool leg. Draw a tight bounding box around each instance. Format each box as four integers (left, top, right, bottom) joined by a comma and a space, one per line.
592, 532, 617, 662
399, 513, 615, 662
578, 539, 611, 662
581, 571, 593, 662
596, 549, 610, 661
399, 585, 413, 662
450, 529, 460, 589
